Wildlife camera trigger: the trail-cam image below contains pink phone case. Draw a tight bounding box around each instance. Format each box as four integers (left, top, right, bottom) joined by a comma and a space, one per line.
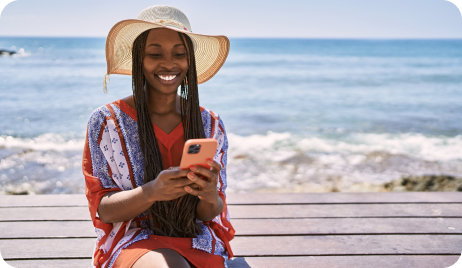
180, 138, 218, 170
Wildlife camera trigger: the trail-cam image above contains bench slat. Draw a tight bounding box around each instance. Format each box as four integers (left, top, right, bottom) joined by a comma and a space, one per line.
2, 192, 462, 207
1, 238, 93, 259
5, 259, 91, 268
0, 207, 91, 221
2, 218, 462, 239
2, 203, 462, 222
230, 235, 462, 256
0, 221, 95, 238
233, 218, 462, 236
227, 192, 462, 204
0, 195, 88, 207
2, 235, 461, 259
229, 203, 462, 218
6, 256, 460, 268
229, 256, 461, 268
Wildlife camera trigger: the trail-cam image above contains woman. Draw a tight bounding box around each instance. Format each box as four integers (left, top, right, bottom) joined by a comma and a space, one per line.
82, 5, 234, 268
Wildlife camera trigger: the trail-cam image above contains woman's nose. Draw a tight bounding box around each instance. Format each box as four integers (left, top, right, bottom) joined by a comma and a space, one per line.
159, 55, 176, 69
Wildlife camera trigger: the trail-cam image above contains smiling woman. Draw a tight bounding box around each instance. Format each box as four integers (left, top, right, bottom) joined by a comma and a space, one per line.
82, 5, 234, 268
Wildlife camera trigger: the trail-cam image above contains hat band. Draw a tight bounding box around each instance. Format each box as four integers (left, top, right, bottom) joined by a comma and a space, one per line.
150, 19, 190, 32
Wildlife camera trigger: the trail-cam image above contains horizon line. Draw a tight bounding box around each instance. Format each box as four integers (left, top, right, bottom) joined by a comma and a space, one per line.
1, 35, 462, 40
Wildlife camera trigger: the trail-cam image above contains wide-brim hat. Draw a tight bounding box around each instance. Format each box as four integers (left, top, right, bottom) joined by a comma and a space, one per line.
104, 5, 230, 91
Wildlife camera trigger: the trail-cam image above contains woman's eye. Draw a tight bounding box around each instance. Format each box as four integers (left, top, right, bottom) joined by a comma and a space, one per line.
149, 53, 161, 57
176, 53, 186, 57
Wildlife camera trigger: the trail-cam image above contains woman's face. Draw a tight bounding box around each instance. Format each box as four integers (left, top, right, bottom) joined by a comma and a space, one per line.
143, 28, 189, 94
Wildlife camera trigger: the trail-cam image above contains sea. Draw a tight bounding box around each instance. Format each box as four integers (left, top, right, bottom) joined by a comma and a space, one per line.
0, 37, 461, 194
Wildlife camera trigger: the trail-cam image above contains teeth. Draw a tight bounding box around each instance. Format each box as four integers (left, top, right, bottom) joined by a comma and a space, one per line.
158, 75, 176, 81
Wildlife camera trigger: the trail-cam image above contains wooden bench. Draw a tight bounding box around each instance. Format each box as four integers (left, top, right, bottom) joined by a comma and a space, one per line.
1, 192, 461, 267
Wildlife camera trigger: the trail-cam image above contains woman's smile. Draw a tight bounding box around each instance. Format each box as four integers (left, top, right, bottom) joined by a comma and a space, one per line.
156, 73, 179, 85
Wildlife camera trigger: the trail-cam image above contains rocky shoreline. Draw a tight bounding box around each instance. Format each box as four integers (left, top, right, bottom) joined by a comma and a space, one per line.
5, 174, 462, 195
251, 174, 462, 193
382, 175, 462, 192
0, 49, 16, 56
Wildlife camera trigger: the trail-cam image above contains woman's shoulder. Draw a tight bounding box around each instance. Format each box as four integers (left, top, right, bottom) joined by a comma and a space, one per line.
87, 99, 125, 129
200, 106, 221, 121
88, 98, 135, 122
200, 106, 227, 140
90, 102, 114, 121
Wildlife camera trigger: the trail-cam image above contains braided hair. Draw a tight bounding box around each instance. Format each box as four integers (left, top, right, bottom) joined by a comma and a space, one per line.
131, 29, 205, 237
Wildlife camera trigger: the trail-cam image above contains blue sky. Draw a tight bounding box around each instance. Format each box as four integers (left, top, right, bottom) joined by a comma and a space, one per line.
0, 0, 461, 38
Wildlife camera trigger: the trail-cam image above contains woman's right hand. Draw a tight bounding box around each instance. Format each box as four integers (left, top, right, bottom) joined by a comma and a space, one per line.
147, 167, 197, 202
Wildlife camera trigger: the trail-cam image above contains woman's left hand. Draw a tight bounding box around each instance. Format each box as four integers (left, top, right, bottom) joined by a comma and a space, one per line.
184, 159, 221, 205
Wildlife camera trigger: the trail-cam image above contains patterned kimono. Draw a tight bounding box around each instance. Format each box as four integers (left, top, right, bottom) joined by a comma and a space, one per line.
82, 99, 234, 268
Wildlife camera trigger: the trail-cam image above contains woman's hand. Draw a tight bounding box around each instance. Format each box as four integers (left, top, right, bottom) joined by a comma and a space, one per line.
184, 159, 224, 222
184, 159, 221, 204
148, 167, 198, 202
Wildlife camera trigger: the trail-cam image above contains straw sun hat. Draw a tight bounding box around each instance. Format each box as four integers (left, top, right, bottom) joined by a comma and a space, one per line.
103, 5, 230, 92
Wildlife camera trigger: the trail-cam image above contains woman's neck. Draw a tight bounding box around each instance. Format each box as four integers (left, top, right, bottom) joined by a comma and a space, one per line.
123, 87, 182, 134
146, 87, 182, 134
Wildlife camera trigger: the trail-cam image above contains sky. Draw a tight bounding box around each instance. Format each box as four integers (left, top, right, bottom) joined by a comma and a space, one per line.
0, 0, 461, 38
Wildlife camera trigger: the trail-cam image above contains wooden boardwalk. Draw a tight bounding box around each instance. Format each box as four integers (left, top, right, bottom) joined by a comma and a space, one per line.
1, 192, 462, 267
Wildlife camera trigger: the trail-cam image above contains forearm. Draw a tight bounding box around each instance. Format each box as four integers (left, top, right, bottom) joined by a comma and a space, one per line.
98, 184, 155, 224
195, 194, 223, 222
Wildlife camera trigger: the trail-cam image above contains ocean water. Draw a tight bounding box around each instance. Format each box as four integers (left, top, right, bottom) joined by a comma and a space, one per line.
0, 37, 461, 194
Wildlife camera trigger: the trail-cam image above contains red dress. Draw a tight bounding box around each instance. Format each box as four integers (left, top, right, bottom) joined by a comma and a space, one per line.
83, 100, 234, 268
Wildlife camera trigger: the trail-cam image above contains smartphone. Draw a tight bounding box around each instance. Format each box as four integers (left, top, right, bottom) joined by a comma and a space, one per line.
180, 138, 218, 170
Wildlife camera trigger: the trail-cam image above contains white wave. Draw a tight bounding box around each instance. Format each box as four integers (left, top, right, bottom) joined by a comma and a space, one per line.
0, 134, 85, 194
1, 132, 461, 194
226, 132, 462, 192
0, 134, 85, 152
228, 132, 462, 162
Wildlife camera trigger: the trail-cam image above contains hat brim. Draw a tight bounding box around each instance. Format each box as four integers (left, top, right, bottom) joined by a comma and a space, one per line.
105, 19, 230, 84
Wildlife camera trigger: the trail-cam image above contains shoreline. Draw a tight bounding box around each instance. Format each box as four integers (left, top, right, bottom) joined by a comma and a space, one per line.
3, 174, 462, 195
243, 175, 462, 194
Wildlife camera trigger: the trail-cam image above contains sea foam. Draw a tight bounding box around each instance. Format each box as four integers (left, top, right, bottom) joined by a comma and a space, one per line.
0, 132, 460, 194
226, 132, 462, 192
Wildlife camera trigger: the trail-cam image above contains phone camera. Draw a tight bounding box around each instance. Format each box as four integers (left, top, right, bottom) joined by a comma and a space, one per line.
188, 144, 201, 154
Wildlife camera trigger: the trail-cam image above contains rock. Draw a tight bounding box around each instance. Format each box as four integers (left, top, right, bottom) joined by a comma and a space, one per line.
0, 49, 16, 56
383, 175, 462, 192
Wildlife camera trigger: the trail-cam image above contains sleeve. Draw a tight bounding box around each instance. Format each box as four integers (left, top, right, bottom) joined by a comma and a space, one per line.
210, 114, 235, 258
82, 109, 121, 226
214, 115, 230, 205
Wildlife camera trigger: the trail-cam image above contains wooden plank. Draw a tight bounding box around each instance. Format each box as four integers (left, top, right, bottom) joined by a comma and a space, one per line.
229, 203, 462, 218
6, 256, 461, 268
2, 235, 461, 259
3, 203, 462, 222
227, 192, 462, 204
0, 207, 91, 221
229, 256, 461, 268
0, 195, 87, 207
0, 221, 95, 239
2, 192, 462, 208
232, 218, 462, 236
5, 259, 91, 268
0, 239, 94, 259
3, 218, 462, 239
230, 235, 462, 256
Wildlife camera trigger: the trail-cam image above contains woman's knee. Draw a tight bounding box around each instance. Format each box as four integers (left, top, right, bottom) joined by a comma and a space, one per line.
132, 248, 190, 268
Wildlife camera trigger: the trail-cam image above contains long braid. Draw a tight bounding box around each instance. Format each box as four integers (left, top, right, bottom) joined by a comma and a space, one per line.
131, 30, 204, 237
178, 33, 205, 141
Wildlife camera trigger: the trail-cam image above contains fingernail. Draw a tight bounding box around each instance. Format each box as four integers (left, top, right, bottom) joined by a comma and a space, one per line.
190, 166, 197, 171
188, 172, 194, 179
207, 160, 213, 165
185, 186, 190, 191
